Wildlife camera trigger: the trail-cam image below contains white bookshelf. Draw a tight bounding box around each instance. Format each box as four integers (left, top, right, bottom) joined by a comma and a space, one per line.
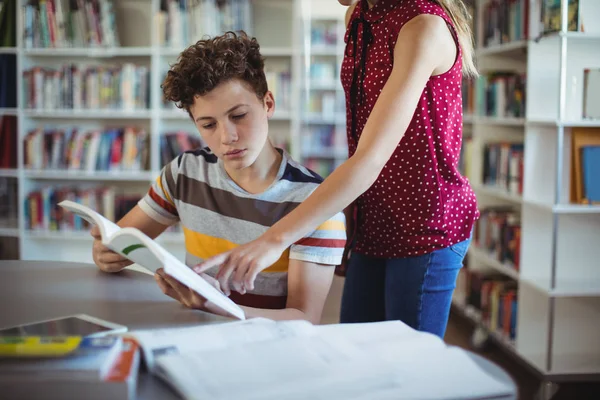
456, 0, 600, 394
1, 0, 351, 262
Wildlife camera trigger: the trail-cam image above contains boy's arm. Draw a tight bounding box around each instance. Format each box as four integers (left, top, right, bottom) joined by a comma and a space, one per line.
235, 259, 335, 324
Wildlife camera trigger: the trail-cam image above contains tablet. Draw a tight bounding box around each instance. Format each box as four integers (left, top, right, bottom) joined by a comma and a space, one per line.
0, 314, 128, 338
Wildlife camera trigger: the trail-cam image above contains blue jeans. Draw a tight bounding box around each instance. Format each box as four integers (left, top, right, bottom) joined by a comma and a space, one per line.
339, 237, 471, 338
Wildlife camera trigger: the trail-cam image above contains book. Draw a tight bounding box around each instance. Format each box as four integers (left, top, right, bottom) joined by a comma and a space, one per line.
0, 335, 123, 380
58, 200, 246, 320
0, 337, 140, 400
129, 318, 515, 400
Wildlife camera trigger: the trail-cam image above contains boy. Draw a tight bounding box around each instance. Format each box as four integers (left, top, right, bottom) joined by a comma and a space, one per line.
91, 32, 346, 324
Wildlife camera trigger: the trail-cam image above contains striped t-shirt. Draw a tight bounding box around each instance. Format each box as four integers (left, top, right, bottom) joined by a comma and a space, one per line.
139, 147, 346, 309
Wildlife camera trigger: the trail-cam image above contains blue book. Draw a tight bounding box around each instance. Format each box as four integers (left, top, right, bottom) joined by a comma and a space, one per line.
582, 146, 600, 203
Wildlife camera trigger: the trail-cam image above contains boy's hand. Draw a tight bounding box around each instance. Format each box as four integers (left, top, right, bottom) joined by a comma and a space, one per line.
91, 225, 132, 273
154, 268, 231, 317
193, 236, 286, 296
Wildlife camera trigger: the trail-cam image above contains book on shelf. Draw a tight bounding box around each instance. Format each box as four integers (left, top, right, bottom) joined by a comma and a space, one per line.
474, 72, 526, 118
458, 268, 518, 341
310, 20, 339, 47
0, 336, 140, 400
58, 199, 246, 321
0, 54, 16, 108
570, 128, 600, 204
474, 206, 521, 271
459, 136, 474, 180
22, 63, 150, 111
482, 142, 524, 195
22, 0, 120, 48
156, 0, 252, 48
24, 126, 150, 173
129, 317, 514, 400
0, 115, 17, 168
265, 69, 292, 112
25, 186, 141, 232
581, 146, 600, 203
160, 132, 204, 168
480, 0, 529, 46
583, 68, 600, 120
0, 0, 16, 47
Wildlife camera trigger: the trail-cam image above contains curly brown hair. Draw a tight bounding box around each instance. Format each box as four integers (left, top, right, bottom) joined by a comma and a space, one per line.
162, 31, 268, 117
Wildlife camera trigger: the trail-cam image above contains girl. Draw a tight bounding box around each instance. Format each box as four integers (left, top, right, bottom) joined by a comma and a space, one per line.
196, 0, 479, 338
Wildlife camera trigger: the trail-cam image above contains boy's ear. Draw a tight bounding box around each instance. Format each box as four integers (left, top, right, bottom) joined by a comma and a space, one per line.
263, 91, 275, 119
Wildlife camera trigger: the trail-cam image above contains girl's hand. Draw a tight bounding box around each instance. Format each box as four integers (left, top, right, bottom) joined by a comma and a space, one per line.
154, 268, 231, 318
193, 235, 288, 296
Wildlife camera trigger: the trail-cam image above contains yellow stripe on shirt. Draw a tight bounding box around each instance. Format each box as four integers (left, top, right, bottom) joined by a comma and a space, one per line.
183, 226, 290, 273
156, 176, 174, 205
315, 219, 345, 231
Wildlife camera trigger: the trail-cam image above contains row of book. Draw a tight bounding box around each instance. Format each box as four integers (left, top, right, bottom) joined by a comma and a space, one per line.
311, 21, 339, 47
456, 267, 518, 341
156, 0, 252, 49
24, 127, 150, 173
0, 116, 17, 169
463, 73, 526, 118
160, 132, 204, 167
306, 92, 339, 117
483, 142, 524, 195
22, 0, 119, 49
25, 186, 141, 231
473, 206, 521, 271
301, 126, 346, 156
266, 70, 292, 112
23, 64, 150, 111
479, 0, 529, 47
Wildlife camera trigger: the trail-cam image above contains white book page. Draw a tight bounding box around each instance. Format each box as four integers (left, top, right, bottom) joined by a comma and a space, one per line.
106, 228, 165, 273
160, 248, 246, 320
154, 334, 401, 400
131, 318, 316, 371
380, 346, 514, 400
58, 200, 120, 239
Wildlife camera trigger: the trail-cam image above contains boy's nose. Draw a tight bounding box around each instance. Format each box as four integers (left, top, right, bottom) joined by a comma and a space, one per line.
220, 123, 239, 144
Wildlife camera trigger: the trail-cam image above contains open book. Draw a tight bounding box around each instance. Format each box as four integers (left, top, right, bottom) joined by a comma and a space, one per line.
130, 318, 516, 400
58, 200, 245, 321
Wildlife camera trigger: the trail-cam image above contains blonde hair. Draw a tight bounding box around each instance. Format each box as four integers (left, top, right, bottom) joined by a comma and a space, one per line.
432, 0, 478, 78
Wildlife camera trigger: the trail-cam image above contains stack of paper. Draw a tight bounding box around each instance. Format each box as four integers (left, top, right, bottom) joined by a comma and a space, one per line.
131, 318, 515, 400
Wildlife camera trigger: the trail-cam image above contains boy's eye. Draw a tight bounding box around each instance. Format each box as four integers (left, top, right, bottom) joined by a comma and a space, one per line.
202, 123, 215, 129
232, 113, 247, 120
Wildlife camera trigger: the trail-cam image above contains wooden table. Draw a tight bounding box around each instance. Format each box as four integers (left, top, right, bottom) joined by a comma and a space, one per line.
0, 260, 517, 399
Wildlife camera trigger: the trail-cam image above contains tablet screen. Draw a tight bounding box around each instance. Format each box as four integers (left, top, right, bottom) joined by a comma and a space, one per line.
0, 316, 116, 337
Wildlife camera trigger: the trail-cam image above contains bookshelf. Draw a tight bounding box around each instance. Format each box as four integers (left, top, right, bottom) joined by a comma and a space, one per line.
1, 0, 347, 263
456, 0, 600, 396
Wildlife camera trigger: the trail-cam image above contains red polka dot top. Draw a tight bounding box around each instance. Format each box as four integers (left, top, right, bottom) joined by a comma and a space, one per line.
341, 0, 479, 258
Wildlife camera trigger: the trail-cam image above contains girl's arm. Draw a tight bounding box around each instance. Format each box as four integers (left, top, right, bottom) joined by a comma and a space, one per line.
196, 14, 458, 293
